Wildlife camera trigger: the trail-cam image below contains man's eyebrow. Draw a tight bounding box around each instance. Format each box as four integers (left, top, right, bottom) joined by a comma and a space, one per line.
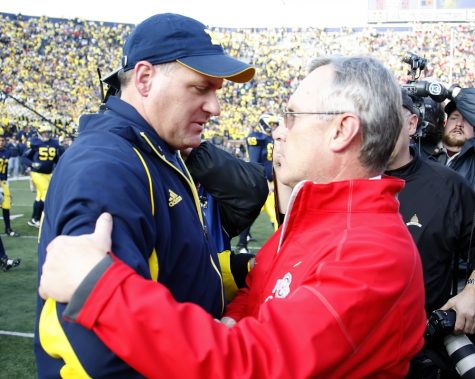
195, 78, 222, 90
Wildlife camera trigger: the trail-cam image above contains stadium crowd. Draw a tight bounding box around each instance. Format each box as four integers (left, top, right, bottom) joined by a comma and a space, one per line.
1, 12, 474, 142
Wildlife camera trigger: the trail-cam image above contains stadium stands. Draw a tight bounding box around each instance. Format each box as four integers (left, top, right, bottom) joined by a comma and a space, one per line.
1, 13, 474, 141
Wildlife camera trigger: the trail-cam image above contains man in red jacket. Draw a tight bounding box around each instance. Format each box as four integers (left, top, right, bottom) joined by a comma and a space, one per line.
39, 55, 426, 378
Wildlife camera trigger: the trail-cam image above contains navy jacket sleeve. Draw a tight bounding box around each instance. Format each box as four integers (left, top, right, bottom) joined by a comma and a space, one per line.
35, 131, 155, 378
454, 88, 475, 127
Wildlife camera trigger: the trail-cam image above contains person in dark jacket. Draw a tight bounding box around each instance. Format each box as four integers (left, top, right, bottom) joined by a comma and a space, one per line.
184, 141, 267, 300
34, 13, 256, 378
439, 87, 475, 189
412, 97, 446, 161
386, 90, 475, 378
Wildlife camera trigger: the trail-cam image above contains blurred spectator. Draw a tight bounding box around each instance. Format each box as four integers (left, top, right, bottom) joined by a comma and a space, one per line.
7, 135, 21, 179
0, 133, 20, 236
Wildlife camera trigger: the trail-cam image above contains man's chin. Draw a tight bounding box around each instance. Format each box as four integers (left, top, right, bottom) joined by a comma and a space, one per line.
182, 138, 202, 150
443, 135, 466, 149
276, 171, 294, 188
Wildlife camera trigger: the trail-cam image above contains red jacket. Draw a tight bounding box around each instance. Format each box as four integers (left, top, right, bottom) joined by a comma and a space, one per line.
66, 178, 426, 379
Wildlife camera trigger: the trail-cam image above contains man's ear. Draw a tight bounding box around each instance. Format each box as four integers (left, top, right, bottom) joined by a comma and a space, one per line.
408, 114, 418, 137
134, 61, 154, 96
330, 113, 361, 152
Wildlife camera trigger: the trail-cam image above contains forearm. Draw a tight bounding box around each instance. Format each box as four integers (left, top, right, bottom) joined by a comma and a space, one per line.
441, 270, 475, 334
460, 270, 475, 301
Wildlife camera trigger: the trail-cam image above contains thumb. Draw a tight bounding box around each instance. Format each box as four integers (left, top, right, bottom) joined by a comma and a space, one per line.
93, 212, 113, 252
439, 300, 452, 311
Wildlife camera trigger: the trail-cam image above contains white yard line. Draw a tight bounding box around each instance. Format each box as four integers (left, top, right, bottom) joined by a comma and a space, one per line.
0, 330, 34, 338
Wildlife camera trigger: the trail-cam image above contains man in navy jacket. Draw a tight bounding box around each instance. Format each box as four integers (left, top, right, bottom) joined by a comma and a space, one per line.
35, 13, 256, 378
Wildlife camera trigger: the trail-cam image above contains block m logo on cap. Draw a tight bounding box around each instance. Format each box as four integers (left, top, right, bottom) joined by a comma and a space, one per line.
204, 29, 222, 46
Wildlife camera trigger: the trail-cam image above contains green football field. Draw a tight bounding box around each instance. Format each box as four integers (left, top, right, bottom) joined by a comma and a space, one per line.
0, 178, 274, 377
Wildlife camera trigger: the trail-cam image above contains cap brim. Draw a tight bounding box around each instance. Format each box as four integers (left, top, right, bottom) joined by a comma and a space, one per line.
177, 55, 255, 83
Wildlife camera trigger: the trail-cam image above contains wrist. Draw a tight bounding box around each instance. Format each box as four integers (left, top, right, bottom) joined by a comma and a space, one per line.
466, 278, 475, 287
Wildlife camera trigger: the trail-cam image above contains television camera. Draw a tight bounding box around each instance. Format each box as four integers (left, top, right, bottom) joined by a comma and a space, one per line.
400, 52, 460, 140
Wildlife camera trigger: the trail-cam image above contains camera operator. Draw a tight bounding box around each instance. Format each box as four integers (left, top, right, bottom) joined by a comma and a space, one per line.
438, 88, 475, 190
385, 89, 475, 378
412, 96, 446, 161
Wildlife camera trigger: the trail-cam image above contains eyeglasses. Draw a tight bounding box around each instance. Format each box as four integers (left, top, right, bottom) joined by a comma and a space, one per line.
282, 110, 350, 129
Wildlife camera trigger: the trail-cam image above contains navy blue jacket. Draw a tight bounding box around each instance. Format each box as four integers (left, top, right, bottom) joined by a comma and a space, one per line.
35, 96, 224, 378
446, 138, 475, 190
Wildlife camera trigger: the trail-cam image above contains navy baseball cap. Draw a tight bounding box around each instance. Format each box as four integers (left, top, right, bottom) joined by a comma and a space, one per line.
104, 13, 255, 89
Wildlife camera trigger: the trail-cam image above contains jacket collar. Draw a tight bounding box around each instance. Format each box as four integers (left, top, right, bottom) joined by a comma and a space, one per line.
277, 177, 405, 252
384, 147, 421, 181
84, 96, 181, 164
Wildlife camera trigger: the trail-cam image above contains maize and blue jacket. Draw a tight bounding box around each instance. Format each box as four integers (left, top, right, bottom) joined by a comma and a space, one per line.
35, 96, 226, 378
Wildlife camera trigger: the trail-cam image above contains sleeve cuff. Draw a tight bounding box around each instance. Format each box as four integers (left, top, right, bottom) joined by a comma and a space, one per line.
64, 255, 114, 321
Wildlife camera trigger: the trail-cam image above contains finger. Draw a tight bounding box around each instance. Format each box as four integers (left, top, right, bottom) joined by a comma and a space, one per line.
39, 269, 52, 300
439, 302, 451, 311
464, 317, 475, 334
220, 316, 237, 328
454, 314, 466, 334
466, 323, 474, 335
93, 212, 113, 250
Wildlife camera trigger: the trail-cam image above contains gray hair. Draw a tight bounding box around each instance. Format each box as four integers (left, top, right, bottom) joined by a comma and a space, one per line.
308, 56, 403, 173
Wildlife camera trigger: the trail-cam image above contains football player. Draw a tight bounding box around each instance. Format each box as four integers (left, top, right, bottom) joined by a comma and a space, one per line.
236, 113, 279, 253
0, 241, 20, 272
0, 134, 20, 236
22, 125, 63, 228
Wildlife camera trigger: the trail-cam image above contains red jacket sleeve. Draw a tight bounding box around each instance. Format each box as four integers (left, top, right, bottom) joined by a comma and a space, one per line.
66, 252, 425, 379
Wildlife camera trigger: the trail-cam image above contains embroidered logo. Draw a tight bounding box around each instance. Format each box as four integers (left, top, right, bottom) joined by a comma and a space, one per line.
168, 190, 182, 207
272, 272, 292, 299
406, 214, 422, 228
204, 29, 222, 46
